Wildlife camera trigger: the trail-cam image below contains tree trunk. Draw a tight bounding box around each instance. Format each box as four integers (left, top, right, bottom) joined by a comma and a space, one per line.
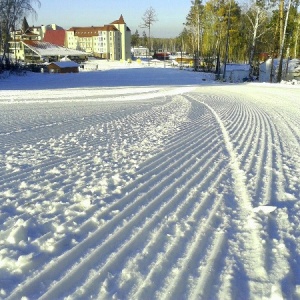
279, 0, 284, 48
277, 0, 292, 82
294, 16, 300, 58
249, 7, 259, 77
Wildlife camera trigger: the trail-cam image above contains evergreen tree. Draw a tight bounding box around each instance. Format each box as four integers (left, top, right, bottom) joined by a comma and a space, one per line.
22, 16, 29, 32
131, 30, 140, 47
142, 31, 148, 48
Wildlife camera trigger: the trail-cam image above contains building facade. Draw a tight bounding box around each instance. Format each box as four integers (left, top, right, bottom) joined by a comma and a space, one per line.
131, 47, 150, 58
66, 15, 131, 61
9, 28, 86, 63
9, 15, 131, 62
9, 26, 41, 61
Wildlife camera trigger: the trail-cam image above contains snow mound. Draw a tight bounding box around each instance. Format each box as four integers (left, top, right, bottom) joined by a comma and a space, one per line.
253, 206, 277, 214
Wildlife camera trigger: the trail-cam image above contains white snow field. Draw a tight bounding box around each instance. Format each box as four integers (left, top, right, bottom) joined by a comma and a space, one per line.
1, 61, 300, 299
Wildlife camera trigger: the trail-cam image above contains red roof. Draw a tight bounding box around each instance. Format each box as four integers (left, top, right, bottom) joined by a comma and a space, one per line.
65, 15, 127, 37
67, 25, 118, 37
111, 15, 126, 25
23, 40, 60, 49
43, 30, 66, 47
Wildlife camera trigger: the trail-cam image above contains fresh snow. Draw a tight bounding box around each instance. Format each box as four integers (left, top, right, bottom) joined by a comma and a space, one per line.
0, 60, 300, 299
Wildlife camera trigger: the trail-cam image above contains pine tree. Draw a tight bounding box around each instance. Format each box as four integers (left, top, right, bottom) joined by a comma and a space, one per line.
131, 30, 140, 47
142, 31, 148, 47
22, 16, 29, 33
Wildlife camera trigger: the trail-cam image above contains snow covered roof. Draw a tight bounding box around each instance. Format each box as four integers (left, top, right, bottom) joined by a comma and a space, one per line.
60, 56, 71, 62
22, 41, 87, 57
288, 59, 300, 73
49, 61, 79, 68
261, 58, 300, 72
223, 63, 250, 71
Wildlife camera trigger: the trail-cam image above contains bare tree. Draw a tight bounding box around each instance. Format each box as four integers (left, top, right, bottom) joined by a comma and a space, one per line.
0, 0, 40, 63
140, 6, 158, 51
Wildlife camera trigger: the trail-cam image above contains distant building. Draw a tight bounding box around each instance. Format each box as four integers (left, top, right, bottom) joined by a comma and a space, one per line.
43, 24, 66, 47
9, 26, 41, 61
9, 24, 64, 61
66, 15, 131, 61
9, 15, 131, 62
16, 40, 87, 63
131, 47, 150, 58
47, 61, 79, 73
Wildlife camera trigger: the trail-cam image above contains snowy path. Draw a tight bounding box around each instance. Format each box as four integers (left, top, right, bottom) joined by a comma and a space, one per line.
1, 79, 300, 299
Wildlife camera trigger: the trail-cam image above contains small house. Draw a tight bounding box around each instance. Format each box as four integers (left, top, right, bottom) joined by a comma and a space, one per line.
131, 47, 150, 58
47, 61, 79, 73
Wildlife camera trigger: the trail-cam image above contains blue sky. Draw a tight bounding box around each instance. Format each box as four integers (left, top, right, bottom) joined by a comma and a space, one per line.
33, 0, 193, 38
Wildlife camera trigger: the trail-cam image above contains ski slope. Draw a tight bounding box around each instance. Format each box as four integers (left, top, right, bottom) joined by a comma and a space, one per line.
0, 66, 300, 299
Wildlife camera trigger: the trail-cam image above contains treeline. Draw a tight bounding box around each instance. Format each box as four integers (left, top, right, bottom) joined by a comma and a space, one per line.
133, 0, 300, 78
131, 31, 179, 53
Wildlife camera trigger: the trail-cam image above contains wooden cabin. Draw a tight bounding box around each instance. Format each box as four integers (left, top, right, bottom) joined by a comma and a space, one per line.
47, 61, 79, 73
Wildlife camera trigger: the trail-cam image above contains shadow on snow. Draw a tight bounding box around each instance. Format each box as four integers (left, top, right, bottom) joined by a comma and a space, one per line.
0, 67, 227, 91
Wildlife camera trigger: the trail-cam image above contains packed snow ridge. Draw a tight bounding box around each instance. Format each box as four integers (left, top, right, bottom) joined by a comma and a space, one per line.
0, 61, 300, 299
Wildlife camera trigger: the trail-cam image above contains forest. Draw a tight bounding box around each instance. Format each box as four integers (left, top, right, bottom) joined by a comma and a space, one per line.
132, 0, 300, 78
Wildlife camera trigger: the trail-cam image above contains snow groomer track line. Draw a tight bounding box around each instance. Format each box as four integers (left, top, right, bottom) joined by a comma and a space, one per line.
1, 76, 300, 300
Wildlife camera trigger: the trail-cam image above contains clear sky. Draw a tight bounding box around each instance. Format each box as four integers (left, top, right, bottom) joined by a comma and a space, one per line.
32, 0, 193, 38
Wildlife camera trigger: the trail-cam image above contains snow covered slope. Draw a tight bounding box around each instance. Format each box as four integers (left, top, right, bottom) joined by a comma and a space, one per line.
0, 65, 300, 299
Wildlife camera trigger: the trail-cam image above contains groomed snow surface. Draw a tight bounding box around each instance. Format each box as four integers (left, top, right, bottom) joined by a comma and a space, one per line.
1, 60, 300, 299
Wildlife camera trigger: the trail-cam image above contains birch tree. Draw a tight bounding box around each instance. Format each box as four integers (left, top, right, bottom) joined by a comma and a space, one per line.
244, 0, 271, 75
294, 14, 300, 57
277, 0, 292, 82
185, 0, 204, 58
